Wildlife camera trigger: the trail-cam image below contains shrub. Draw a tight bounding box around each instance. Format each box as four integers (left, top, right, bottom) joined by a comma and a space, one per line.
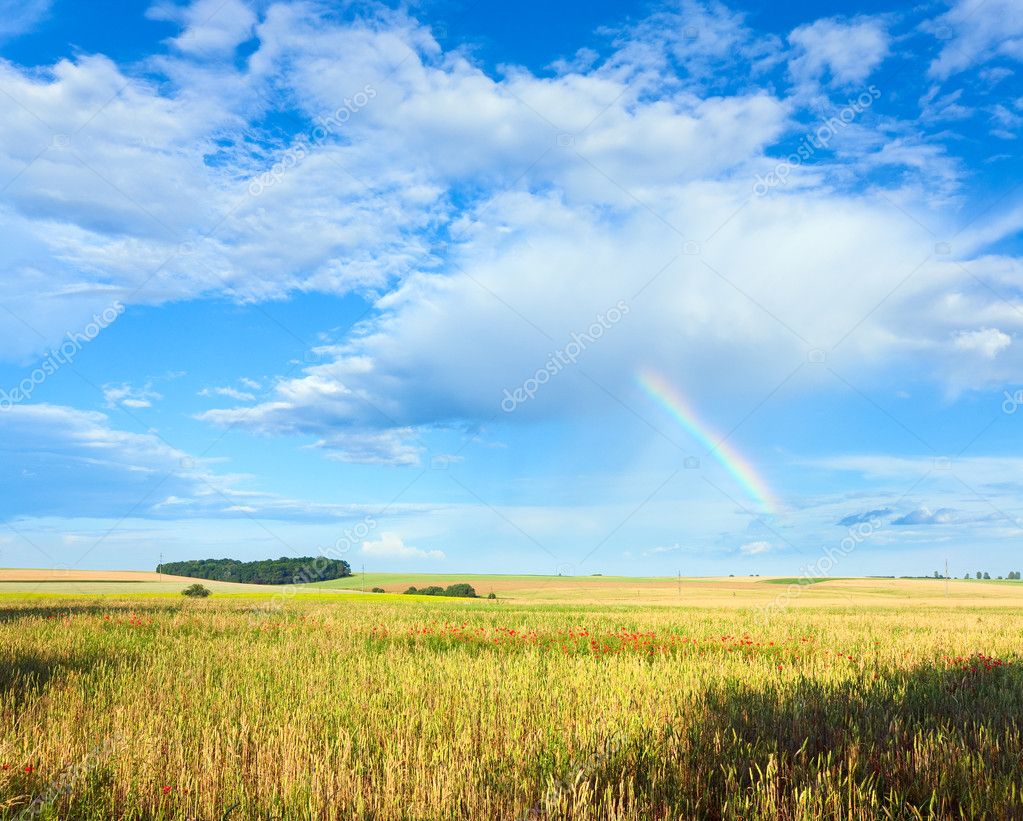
487, 592, 497, 600
444, 583, 477, 598
182, 583, 211, 598
403, 586, 447, 596
371, 587, 385, 593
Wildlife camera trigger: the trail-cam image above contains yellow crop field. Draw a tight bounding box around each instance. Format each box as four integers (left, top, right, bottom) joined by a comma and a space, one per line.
2, 589, 1023, 819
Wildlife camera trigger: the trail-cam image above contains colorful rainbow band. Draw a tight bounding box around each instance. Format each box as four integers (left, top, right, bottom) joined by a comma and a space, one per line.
637, 369, 777, 514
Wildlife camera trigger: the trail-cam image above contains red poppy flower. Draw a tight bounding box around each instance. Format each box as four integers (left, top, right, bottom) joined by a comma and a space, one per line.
23, 765, 33, 773
162, 785, 172, 794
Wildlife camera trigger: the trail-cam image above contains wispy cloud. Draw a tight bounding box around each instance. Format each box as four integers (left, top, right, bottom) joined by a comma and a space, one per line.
0, 0, 52, 41
199, 386, 256, 401
836, 508, 893, 526
103, 383, 162, 409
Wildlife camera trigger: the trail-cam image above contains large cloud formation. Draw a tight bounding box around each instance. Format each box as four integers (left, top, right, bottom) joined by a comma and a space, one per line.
1, 0, 1021, 468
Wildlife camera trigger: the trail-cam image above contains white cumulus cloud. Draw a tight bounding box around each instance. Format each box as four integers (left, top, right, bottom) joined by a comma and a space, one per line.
953, 328, 1011, 359
361, 533, 445, 560
788, 16, 890, 88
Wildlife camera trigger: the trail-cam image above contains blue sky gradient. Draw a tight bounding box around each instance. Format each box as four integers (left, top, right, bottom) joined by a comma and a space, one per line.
1, 0, 1022, 576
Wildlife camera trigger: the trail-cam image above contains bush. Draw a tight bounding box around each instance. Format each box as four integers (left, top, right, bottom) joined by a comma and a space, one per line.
487, 592, 497, 600
182, 583, 211, 598
371, 587, 385, 593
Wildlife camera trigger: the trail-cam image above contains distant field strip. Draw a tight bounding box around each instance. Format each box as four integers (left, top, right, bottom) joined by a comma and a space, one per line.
761, 577, 844, 585
4, 569, 1023, 607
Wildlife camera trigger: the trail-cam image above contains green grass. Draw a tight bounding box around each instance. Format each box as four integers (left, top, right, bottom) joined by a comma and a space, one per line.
312, 572, 685, 589
0, 581, 366, 596
760, 577, 846, 585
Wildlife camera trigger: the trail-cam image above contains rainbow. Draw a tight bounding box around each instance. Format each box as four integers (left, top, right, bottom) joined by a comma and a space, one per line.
637, 368, 778, 514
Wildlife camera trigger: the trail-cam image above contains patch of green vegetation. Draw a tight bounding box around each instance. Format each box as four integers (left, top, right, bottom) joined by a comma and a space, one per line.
404, 583, 478, 598
157, 556, 351, 585
311, 572, 676, 590
759, 577, 841, 586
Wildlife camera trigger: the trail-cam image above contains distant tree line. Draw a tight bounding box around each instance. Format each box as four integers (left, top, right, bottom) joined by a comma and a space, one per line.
157, 557, 351, 585
404, 583, 478, 598
908, 570, 1023, 581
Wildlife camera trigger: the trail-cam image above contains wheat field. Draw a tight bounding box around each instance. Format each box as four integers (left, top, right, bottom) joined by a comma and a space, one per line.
2, 592, 1022, 819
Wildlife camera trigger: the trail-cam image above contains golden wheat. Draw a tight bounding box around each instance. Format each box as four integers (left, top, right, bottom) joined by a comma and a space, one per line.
1, 595, 1021, 819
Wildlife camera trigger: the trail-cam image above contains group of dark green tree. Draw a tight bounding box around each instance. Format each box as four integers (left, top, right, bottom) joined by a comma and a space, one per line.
403, 583, 495, 599
158, 557, 351, 585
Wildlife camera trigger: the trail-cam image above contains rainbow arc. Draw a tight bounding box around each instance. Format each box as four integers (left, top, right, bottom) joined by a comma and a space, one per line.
637, 368, 778, 514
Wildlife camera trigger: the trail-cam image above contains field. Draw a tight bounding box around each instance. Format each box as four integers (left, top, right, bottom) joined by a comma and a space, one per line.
5, 567, 1023, 608
2, 575, 1023, 819
0, 569, 361, 597
310, 572, 1023, 607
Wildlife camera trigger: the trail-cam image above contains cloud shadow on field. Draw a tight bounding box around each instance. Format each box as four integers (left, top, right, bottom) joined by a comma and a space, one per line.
531, 658, 1023, 819
0, 603, 181, 623
0, 649, 118, 706
0, 604, 165, 705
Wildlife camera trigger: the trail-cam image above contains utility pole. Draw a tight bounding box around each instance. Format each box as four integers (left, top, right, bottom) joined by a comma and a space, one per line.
362, 563, 365, 593
158, 552, 163, 579
945, 558, 949, 597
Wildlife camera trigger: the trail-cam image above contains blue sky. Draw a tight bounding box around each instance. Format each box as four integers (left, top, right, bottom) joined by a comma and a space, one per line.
1, 0, 1022, 577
